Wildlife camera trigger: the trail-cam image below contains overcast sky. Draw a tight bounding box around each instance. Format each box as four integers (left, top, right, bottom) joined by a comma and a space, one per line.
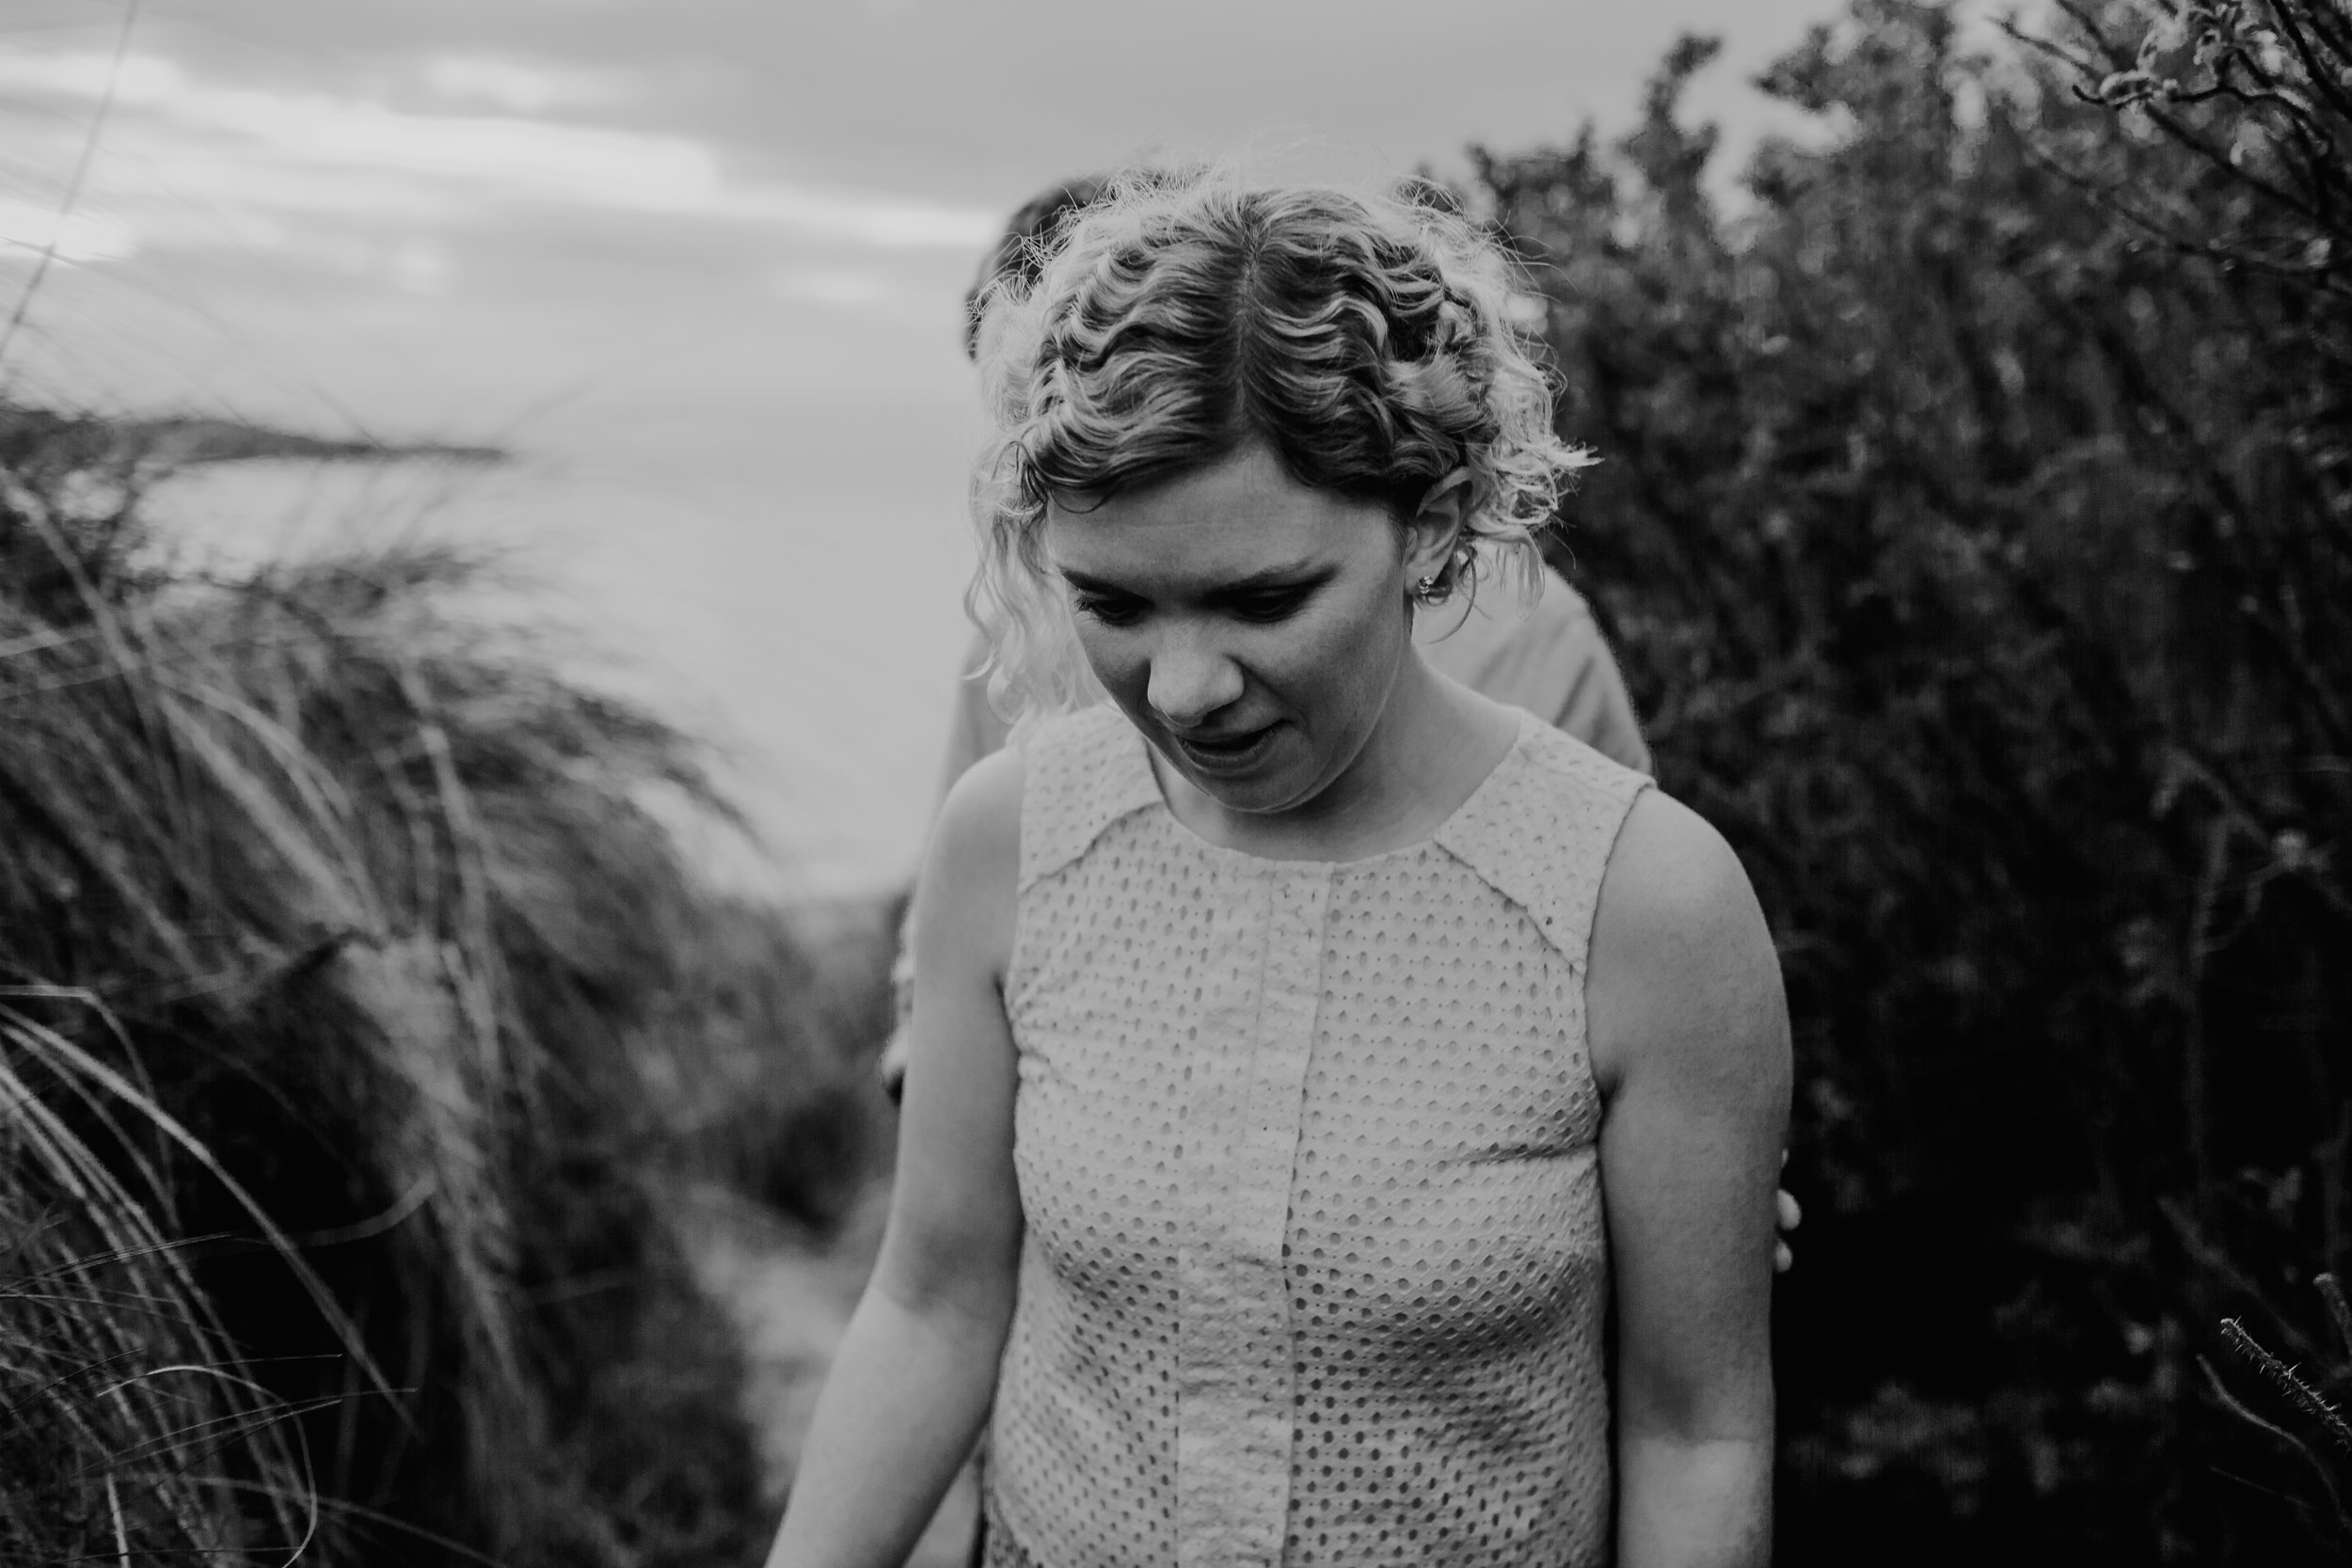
7, 0, 1911, 887
0, 0, 1874, 437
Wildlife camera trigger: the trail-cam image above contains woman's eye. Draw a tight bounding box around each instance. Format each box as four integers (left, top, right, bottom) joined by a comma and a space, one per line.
1075, 595, 1145, 627
1233, 590, 1310, 624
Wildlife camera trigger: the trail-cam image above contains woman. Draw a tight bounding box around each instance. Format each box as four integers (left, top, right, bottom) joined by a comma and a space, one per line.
878, 173, 1655, 1108
768, 174, 1789, 1568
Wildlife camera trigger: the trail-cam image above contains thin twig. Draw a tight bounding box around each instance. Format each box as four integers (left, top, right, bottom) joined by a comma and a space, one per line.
2201, 1353, 2352, 1529
2221, 1317, 2352, 1451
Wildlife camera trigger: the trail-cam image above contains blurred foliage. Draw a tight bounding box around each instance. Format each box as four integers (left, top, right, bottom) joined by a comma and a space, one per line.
0, 408, 818, 1564
1477, 0, 2349, 1558
646, 893, 898, 1230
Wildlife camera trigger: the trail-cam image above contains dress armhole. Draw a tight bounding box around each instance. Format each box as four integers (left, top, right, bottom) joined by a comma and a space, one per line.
1433, 724, 1652, 981
1005, 706, 1162, 1017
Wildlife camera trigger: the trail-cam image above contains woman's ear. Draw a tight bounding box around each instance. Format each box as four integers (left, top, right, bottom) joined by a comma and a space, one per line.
1403, 468, 1474, 585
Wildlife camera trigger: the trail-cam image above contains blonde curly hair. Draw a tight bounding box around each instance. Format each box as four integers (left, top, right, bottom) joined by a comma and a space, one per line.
967, 169, 1595, 721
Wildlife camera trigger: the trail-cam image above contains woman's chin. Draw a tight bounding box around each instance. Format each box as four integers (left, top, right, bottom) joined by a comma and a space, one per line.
1157, 726, 1313, 816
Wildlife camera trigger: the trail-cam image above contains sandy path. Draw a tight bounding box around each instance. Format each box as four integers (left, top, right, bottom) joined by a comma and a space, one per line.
682, 1180, 979, 1568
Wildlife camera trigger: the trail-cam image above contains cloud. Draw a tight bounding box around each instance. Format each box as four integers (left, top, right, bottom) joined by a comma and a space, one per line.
421, 55, 630, 116
0, 195, 139, 263
0, 42, 999, 265
0, 46, 185, 106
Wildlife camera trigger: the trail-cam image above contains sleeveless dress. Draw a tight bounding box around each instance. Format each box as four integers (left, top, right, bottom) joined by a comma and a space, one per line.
984, 704, 1650, 1568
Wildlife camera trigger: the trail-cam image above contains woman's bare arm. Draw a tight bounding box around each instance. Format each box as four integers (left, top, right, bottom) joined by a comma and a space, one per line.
764, 748, 1027, 1568
1588, 790, 1792, 1568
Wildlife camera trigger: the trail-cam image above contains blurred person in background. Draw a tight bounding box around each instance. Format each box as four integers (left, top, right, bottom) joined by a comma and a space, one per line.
769, 171, 1790, 1568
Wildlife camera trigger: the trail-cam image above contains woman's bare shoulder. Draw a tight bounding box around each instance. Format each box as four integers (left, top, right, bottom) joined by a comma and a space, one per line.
914, 746, 1025, 979
1599, 789, 1754, 934
933, 744, 1024, 863
1586, 788, 1788, 1094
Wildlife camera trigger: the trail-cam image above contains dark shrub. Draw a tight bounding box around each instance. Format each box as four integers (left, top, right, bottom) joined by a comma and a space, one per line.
1478, 1, 2349, 1558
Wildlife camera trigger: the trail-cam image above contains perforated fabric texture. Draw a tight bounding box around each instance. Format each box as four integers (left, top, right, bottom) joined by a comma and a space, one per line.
985, 704, 1649, 1568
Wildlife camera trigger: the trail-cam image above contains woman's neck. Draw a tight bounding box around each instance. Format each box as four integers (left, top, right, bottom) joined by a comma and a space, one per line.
1156, 651, 1522, 863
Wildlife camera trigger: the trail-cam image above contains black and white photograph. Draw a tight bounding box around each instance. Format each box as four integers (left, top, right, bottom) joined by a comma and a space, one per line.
2, 1, 2346, 1563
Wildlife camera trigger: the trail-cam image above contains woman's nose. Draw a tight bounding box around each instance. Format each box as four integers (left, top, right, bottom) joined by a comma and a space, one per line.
1145, 630, 1244, 729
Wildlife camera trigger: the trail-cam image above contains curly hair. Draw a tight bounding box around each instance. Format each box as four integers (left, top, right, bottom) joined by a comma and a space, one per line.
961, 174, 1106, 362
967, 170, 1595, 721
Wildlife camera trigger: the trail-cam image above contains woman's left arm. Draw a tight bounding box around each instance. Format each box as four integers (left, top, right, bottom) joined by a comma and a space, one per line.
1587, 790, 1793, 1568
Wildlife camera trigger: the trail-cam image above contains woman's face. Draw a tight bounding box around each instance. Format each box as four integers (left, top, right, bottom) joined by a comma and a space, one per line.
1042, 441, 1445, 816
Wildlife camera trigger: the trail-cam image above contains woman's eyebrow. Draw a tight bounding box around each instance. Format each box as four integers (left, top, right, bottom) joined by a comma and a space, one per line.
1057, 562, 1327, 595
1056, 567, 1134, 594
1211, 562, 1328, 594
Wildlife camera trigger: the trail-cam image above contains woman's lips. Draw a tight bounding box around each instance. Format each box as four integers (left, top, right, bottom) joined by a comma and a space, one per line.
1171, 721, 1279, 775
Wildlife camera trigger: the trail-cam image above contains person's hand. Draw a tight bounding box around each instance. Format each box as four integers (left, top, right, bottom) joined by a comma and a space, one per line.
1773, 1150, 1802, 1274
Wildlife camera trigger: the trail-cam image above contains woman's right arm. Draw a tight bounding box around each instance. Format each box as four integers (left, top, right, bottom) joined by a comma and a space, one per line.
764, 747, 1027, 1568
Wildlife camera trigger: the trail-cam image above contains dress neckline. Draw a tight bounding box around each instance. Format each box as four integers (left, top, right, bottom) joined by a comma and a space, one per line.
1119, 706, 1537, 872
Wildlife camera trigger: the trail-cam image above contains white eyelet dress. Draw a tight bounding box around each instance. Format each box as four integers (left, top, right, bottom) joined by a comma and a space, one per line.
983, 704, 1650, 1568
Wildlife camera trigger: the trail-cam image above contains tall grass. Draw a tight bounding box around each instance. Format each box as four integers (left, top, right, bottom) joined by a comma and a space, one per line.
0, 404, 770, 1563
0, 1002, 318, 1562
